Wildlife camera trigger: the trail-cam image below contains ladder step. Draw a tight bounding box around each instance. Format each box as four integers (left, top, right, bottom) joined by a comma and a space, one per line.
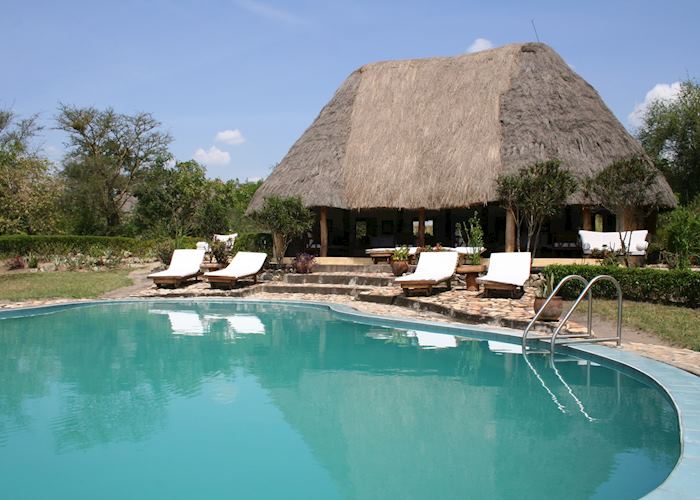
553, 336, 619, 345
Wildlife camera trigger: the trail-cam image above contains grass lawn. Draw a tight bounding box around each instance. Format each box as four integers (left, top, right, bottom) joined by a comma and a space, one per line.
0, 270, 133, 302
592, 299, 700, 351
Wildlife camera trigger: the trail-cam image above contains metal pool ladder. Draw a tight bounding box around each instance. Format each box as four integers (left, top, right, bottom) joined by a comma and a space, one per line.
522, 274, 623, 355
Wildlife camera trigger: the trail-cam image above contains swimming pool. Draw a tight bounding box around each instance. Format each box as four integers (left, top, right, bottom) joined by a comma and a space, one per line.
0, 300, 692, 499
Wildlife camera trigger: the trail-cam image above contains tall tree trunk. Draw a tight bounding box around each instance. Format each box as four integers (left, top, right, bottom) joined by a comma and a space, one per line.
272, 232, 286, 265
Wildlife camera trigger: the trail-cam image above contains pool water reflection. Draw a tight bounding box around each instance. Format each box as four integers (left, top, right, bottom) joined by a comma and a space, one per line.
0, 301, 680, 499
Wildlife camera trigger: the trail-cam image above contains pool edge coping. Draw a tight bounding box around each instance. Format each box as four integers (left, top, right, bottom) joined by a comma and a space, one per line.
2, 297, 698, 499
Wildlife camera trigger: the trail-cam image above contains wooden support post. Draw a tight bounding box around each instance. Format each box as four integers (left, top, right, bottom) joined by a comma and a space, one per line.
582, 206, 593, 231
417, 208, 426, 247
505, 210, 516, 252
320, 206, 328, 257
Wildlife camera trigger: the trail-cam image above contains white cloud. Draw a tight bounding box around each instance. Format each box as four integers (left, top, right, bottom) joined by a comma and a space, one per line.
247, 176, 262, 183
215, 129, 245, 145
194, 146, 230, 166
628, 82, 682, 128
466, 38, 493, 53
44, 144, 61, 160
236, 0, 304, 24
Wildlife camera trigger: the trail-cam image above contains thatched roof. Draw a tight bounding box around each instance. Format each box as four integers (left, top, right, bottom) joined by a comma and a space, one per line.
248, 43, 675, 212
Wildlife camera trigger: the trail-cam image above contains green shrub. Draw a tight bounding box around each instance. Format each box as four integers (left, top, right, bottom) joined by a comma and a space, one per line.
0, 235, 154, 258
233, 232, 272, 255
544, 264, 700, 308
656, 205, 700, 269
153, 236, 201, 265
155, 240, 176, 265
27, 253, 39, 269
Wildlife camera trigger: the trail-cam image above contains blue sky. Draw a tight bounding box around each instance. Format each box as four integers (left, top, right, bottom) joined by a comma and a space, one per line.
2, 0, 698, 181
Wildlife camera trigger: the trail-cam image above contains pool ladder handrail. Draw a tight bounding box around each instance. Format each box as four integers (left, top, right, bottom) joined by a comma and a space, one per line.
522, 275, 591, 349
522, 274, 623, 354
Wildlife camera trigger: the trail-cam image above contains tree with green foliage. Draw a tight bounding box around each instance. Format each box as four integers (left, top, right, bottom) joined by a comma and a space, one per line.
497, 160, 576, 256
133, 160, 208, 237
496, 176, 525, 251
133, 160, 262, 238
195, 178, 262, 237
57, 105, 172, 234
586, 155, 662, 231
638, 80, 700, 205
0, 110, 64, 235
250, 196, 314, 264
656, 197, 700, 269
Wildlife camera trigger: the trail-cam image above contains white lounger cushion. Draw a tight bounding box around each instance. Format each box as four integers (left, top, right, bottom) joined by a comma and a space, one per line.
148, 249, 205, 278
214, 233, 238, 243
204, 251, 267, 279
365, 247, 395, 254
366, 246, 419, 256
214, 233, 238, 249
453, 246, 486, 255
395, 251, 459, 284
578, 230, 649, 256
476, 252, 531, 287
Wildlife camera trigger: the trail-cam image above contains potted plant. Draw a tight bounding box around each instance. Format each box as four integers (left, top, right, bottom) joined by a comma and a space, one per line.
457, 211, 486, 291
293, 252, 316, 274
390, 246, 410, 276
533, 273, 563, 321
210, 240, 230, 265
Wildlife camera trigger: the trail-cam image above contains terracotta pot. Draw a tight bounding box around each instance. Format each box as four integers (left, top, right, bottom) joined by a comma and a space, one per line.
533, 296, 564, 322
390, 259, 410, 276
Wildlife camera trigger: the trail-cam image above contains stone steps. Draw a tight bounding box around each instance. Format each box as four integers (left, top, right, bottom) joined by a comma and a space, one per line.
312, 263, 393, 273
284, 273, 395, 287
260, 283, 374, 297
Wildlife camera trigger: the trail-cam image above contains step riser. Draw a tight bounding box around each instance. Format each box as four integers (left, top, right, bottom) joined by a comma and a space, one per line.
284, 274, 394, 287
261, 284, 371, 297
313, 264, 392, 273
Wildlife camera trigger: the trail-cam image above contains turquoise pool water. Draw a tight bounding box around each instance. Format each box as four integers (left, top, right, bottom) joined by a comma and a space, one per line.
0, 301, 680, 499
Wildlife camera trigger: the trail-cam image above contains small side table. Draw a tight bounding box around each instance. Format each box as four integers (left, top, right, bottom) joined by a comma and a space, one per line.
200, 262, 225, 273
456, 264, 486, 291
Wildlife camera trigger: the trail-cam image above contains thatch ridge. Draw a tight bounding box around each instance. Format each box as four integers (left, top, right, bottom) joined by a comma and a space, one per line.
248, 43, 675, 212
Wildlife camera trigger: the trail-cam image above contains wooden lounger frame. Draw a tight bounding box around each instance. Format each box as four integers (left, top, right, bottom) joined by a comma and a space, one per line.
480, 280, 523, 299
399, 276, 452, 297
205, 271, 261, 290
152, 272, 202, 288
367, 251, 393, 264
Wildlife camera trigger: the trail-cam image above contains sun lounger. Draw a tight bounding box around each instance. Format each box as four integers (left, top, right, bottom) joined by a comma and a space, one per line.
148, 249, 206, 288
476, 252, 531, 298
394, 251, 458, 296
204, 251, 267, 289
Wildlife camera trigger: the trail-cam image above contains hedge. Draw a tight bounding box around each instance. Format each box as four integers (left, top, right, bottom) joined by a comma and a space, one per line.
544, 264, 700, 308
0, 235, 159, 258
0, 234, 272, 259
